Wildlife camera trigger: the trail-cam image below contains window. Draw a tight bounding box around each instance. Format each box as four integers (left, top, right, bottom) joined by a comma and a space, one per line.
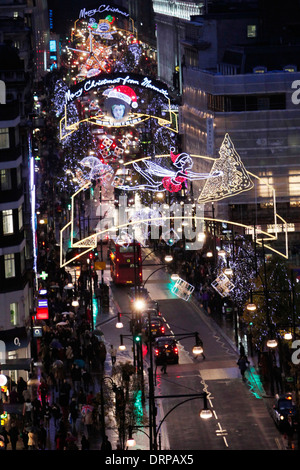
0, 169, 12, 190
4, 253, 15, 278
20, 249, 25, 274
18, 206, 23, 230
2, 209, 14, 234
253, 66, 267, 73
247, 25, 257, 38
17, 166, 22, 186
18, 205, 23, 230
0, 128, 9, 149
284, 65, 297, 72
10, 302, 18, 325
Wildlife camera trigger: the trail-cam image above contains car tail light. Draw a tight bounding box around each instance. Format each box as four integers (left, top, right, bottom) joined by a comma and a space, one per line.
174, 347, 178, 354
161, 326, 165, 333
155, 349, 159, 356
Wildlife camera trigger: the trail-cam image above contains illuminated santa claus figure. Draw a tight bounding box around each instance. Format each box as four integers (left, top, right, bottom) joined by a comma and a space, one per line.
103, 85, 138, 121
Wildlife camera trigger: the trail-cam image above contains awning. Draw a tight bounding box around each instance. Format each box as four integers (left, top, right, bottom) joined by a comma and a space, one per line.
0, 358, 32, 371
0, 327, 30, 352
1, 403, 24, 415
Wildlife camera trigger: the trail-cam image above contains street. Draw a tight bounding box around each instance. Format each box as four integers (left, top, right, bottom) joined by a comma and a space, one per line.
96, 253, 288, 450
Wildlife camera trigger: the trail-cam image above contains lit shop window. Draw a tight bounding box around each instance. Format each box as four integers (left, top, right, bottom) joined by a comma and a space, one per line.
2, 209, 14, 235
4, 253, 15, 278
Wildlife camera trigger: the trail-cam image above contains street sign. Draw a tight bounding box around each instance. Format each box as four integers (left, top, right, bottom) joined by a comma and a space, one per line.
36, 307, 49, 320
95, 261, 106, 270
33, 326, 43, 338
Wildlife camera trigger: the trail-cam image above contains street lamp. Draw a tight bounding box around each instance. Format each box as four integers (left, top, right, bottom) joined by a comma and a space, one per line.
266, 338, 278, 348
134, 299, 146, 311
192, 345, 204, 355
153, 392, 212, 449
126, 427, 136, 447
116, 312, 124, 329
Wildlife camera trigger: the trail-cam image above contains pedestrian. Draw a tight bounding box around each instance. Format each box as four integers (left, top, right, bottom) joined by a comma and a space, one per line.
160, 349, 168, 374
8, 422, 19, 450
81, 434, 90, 450
31, 397, 42, 426
38, 424, 47, 450
9, 387, 19, 403
71, 364, 82, 393
237, 354, 250, 380
43, 401, 52, 429
69, 397, 79, 434
0, 426, 9, 450
51, 402, 61, 428
21, 428, 29, 450
23, 398, 33, 424
110, 345, 117, 365
82, 369, 92, 393
239, 342, 245, 357
17, 377, 27, 403
101, 434, 112, 450
83, 409, 93, 438
28, 428, 37, 450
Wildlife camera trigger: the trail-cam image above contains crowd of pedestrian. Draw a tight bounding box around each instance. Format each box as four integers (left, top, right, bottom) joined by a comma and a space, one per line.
0, 164, 112, 450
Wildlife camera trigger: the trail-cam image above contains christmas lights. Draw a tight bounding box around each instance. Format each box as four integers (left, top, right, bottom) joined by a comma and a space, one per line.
114, 148, 223, 193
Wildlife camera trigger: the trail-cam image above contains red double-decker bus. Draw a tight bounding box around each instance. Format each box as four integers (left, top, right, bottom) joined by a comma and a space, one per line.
109, 241, 143, 285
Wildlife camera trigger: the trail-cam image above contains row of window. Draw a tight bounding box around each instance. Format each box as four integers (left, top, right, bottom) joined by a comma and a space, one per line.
207, 93, 286, 112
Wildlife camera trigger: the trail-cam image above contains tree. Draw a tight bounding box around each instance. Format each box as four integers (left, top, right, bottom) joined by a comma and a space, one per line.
242, 256, 300, 350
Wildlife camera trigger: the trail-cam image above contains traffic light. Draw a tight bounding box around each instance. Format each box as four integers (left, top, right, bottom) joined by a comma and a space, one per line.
134, 333, 142, 343
167, 238, 174, 246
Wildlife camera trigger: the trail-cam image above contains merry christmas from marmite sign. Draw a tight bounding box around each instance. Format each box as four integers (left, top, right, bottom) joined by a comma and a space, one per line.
60, 73, 178, 139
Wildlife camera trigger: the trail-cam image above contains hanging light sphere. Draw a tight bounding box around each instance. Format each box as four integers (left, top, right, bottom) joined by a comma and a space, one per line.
246, 303, 257, 312
224, 267, 233, 276
199, 408, 213, 419
267, 338, 278, 348
192, 345, 204, 355
0, 374, 7, 386
126, 437, 136, 447
218, 249, 226, 257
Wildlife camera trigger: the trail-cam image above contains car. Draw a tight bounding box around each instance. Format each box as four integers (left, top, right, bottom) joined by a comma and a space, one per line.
143, 317, 166, 338
128, 287, 150, 306
271, 393, 297, 431
144, 300, 162, 316
154, 337, 179, 365
141, 308, 162, 323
